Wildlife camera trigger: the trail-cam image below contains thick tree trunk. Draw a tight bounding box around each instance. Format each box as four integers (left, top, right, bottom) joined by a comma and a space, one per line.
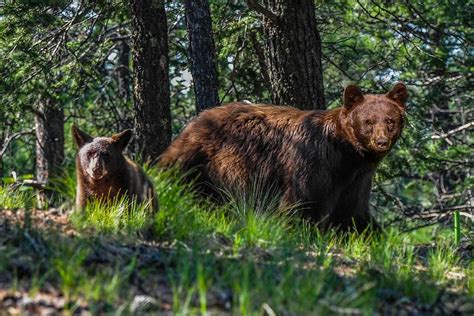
34, 99, 64, 207
184, 0, 220, 112
130, 0, 171, 162
250, 0, 325, 110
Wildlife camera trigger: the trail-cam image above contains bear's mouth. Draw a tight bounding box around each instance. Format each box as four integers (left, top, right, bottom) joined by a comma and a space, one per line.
86, 167, 108, 180
90, 174, 106, 180
369, 140, 391, 154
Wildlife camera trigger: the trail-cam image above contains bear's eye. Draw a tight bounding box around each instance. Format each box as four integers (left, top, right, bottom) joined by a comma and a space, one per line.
386, 118, 394, 125
365, 119, 375, 125
87, 151, 95, 158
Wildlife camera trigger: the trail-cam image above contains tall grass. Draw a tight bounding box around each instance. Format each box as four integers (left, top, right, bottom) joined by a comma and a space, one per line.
48, 166, 77, 204
70, 194, 154, 235
0, 185, 36, 209
221, 178, 297, 251
427, 242, 460, 283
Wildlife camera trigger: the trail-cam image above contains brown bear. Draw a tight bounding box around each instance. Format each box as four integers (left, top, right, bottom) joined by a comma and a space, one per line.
72, 126, 158, 213
159, 83, 408, 231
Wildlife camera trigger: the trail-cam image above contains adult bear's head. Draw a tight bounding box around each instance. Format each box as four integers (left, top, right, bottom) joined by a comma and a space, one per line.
341, 83, 408, 156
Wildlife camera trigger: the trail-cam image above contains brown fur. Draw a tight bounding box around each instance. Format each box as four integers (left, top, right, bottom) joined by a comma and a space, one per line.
159, 83, 407, 231
72, 126, 158, 213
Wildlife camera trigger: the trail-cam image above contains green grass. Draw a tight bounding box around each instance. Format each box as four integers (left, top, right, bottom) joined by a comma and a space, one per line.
70, 195, 153, 235
5, 236, 136, 314
48, 166, 77, 205
0, 169, 472, 314
0, 185, 36, 209
427, 242, 461, 283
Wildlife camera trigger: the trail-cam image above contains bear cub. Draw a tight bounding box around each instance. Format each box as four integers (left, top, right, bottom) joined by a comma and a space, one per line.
72, 126, 158, 213
159, 83, 408, 231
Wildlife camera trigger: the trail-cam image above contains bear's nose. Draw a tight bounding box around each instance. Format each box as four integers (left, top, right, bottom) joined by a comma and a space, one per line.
92, 166, 102, 175
376, 138, 389, 149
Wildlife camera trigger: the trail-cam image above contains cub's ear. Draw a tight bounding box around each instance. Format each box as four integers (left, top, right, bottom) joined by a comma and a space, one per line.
343, 84, 365, 109
386, 82, 408, 107
112, 129, 133, 151
72, 125, 93, 148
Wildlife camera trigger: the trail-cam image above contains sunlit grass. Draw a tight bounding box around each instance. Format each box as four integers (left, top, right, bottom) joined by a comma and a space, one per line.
467, 262, 474, 296
152, 168, 219, 239
68, 168, 471, 312
427, 242, 460, 283
0, 224, 138, 313
222, 181, 296, 251
1, 168, 471, 314
365, 232, 439, 303
0, 185, 36, 209
70, 194, 154, 235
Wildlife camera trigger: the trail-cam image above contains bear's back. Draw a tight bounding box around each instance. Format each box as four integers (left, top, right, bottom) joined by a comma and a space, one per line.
159, 102, 334, 198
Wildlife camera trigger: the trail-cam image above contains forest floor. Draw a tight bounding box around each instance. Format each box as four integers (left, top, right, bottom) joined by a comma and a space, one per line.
0, 171, 473, 315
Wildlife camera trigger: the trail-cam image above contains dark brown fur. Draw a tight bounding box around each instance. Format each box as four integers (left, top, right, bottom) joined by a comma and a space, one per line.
72, 126, 158, 213
159, 83, 408, 231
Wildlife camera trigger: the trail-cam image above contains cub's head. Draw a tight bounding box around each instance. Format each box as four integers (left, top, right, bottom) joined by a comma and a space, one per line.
72, 126, 133, 180
342, 83, 408, 156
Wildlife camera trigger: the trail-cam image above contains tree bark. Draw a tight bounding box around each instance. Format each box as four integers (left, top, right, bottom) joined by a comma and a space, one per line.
115, 39, 135, 133
116, 40, 131, 102
0, 135, 3, 182
34, 99, 64, 207
250, 0, 325, 110
130, 0, 171, 162
0, 111, 4, 182
184, 0, 220, 112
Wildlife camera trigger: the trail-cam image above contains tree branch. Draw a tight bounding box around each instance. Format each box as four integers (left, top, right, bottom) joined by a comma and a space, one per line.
0, 129, 35, 157
431, 121, 474, 140
246, 0, 279, 24
249, 30, 272, 92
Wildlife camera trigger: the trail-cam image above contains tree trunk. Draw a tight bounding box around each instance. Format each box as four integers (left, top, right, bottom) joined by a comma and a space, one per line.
0, 135, 3, 182
184, 0, 220, 112
34, 99, 64, 207
116, 40, 131, 102
115, 39, 134, 132
0, 112, 4, 182
250, 0, 325, 110
130, 0, 171, 162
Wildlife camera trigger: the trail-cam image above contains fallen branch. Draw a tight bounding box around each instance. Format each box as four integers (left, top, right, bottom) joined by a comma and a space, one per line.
431, 121, 474, 140
411, 210, 473, 221
10, 180, 47, 191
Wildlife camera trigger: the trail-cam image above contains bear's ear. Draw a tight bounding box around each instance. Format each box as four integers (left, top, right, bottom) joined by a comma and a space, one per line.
386, 82, 408, 107
112, 129, 133, 151
343, 84, 365, 110
72, 125, 93, 148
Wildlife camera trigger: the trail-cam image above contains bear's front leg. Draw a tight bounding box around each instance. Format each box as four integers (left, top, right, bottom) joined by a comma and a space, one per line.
331, 173, 379, 232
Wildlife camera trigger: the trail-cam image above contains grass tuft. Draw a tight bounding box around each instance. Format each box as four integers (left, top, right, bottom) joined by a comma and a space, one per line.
0, 185, 36, 209
70, 195, 154, 235
427, 242, 460, 283
222, 179, 295, 250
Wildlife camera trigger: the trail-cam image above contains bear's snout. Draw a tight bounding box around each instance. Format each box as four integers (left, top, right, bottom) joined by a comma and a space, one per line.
92, 165, 102, 176
375, 138, 389, 150
370, 126, 391, 153
86, 156, 108, 180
